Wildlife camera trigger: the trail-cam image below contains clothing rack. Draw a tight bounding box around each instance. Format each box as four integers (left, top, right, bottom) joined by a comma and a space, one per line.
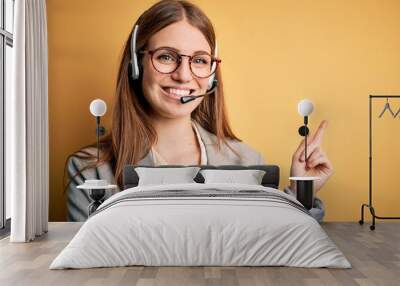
359, 95, 400, 230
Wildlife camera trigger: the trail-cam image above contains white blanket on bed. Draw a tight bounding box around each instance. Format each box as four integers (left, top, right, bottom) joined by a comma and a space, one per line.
50, 183, 351, 269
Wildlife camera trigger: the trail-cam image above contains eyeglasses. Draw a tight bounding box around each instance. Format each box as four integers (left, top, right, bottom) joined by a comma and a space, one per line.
139, 47, 221, 78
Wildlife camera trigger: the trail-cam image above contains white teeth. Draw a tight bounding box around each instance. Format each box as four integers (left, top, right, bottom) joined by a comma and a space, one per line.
165, 88, 191, 96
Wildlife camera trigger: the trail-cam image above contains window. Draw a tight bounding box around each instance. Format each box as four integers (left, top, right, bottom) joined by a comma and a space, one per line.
0, 0, 14, 233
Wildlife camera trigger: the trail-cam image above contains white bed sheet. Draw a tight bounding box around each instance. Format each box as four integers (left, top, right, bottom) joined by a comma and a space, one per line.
50, 183, 351, 269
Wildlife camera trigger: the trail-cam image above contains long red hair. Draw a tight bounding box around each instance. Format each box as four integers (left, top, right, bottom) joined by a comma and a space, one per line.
65, 0, 241, 188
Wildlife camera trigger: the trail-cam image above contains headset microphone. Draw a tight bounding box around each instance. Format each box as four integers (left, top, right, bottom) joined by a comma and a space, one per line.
180, 79, 218, 104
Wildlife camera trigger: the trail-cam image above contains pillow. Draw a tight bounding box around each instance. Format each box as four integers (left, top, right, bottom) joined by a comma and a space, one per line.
135, 167, 201, 186
200, 169, 266, 185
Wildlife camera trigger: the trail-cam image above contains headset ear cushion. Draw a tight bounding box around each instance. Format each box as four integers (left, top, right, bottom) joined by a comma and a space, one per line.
132, 53, 139, 80
207, 54, 218, 90
207, 74, 215, 90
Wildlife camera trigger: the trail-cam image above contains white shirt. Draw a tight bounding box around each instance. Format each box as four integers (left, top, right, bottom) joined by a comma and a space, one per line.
150, 121, 208, 165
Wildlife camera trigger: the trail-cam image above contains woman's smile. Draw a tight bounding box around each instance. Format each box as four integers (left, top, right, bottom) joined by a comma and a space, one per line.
160, 86, 195, 102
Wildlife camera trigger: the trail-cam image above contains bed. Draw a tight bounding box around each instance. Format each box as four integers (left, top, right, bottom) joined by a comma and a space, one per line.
50, 165, 350, 269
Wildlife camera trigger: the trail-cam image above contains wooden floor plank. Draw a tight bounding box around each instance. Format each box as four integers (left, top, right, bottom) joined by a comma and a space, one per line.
0, 222, 399, 286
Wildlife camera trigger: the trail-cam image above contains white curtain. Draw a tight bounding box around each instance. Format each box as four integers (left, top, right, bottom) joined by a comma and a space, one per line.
7, 0, 49, 242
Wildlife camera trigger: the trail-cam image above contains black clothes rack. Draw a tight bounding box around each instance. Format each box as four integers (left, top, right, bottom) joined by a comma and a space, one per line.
359, 95, 400, 230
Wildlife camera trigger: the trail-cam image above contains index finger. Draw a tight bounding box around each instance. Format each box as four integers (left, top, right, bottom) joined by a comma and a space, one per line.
310, 120, 328, 146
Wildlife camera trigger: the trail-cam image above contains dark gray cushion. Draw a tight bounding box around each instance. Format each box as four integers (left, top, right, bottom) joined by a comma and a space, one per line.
123, 165, 280, 190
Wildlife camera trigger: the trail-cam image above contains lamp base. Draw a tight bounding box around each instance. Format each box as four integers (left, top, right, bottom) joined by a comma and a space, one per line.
87, 188, 106, 215
289, 177, 320, 210
296, 180, 313, 209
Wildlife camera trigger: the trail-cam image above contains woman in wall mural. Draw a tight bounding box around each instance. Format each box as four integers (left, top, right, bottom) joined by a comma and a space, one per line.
65, 0, 333, 221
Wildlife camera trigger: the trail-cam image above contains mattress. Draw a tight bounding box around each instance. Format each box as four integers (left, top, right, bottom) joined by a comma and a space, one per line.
50, 183, 351, 269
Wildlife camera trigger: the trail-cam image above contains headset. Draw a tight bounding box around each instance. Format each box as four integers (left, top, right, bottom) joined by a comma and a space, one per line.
130, 25, 140, 81
130, 24, 218, 103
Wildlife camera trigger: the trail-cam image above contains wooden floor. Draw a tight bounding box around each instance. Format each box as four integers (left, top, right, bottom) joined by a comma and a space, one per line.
0, 222, 399, 286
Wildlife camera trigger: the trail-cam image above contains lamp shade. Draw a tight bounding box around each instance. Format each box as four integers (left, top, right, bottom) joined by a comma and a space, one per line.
89, 99, 107, 117
298, 99, 314, 116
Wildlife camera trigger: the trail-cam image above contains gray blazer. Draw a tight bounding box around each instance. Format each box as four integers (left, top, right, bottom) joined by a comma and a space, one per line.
66, 122, 325, 222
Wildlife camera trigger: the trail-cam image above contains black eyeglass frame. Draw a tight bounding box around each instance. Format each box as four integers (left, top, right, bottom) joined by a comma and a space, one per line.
139, 47, 221, 79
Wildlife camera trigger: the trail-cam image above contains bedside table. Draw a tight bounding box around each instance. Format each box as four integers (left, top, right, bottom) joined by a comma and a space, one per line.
77, 181, 117, 215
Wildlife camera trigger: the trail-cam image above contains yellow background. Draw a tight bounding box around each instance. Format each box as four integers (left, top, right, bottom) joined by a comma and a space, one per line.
47, 0, 400, 221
